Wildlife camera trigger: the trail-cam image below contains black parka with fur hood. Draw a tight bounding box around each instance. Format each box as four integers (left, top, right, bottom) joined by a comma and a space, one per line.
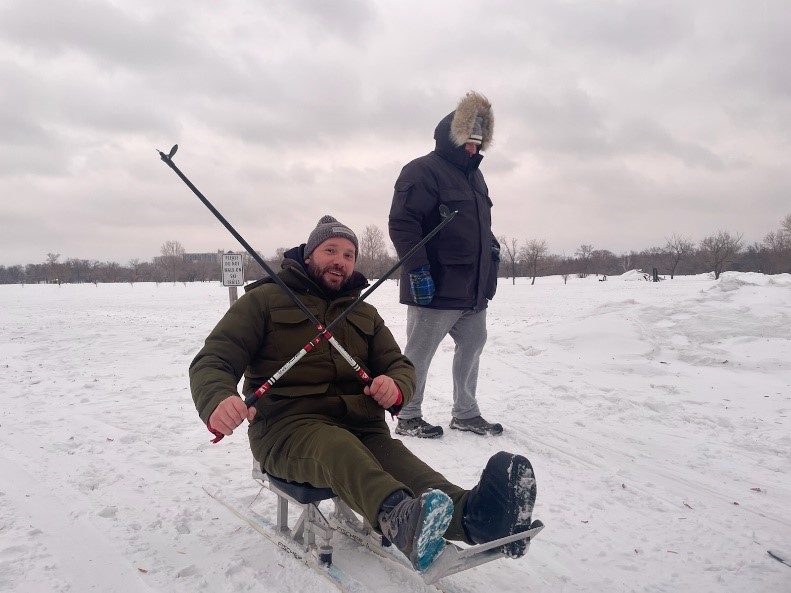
388, 91, 499, 311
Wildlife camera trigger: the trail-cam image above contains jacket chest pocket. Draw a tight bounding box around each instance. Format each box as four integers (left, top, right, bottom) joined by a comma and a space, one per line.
268, 308, 318, 360
339, 310, 374, 364
437, 189, 480, 260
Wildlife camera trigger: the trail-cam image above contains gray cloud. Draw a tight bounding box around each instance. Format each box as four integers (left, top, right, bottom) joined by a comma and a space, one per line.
1, 0, 789, 266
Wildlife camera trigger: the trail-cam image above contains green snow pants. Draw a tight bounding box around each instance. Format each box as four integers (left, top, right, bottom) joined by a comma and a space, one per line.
248, 391, 472, 542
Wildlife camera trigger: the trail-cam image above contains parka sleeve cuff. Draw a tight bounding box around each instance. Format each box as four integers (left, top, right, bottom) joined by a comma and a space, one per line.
387, 383, 406, 416
198, 392, 237, 426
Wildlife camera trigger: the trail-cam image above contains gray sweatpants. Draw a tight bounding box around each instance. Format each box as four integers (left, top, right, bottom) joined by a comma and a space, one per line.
400, 306, 487, 421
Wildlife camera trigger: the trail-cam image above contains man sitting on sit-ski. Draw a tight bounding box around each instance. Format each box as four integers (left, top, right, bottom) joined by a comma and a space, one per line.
189, 215, 538, 572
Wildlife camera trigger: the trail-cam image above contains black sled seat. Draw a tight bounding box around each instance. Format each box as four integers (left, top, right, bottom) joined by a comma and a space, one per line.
265, 473, 336, 504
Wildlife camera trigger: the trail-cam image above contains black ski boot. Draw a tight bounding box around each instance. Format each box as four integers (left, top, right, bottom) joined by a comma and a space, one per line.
463, 451, 537, 557
378, 489, 453, 572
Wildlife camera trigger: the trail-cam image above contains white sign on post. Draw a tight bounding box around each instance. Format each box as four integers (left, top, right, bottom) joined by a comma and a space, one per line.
221, 253, 244, 287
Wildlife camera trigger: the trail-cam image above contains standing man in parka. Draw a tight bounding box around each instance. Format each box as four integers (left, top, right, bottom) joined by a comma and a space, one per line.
388, 91, 502, 439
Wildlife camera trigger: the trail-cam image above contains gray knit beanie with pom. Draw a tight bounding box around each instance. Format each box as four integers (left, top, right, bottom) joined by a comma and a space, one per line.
304, 215, 358, 259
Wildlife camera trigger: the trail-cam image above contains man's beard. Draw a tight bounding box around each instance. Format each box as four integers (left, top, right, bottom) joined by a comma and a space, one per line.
306, 260, 350, 296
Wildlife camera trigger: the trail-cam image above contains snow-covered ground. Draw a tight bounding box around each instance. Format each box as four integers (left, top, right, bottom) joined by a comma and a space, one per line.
1, 272, 789, 593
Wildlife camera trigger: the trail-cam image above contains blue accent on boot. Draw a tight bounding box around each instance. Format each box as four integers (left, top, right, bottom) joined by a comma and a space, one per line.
413, 490, 453, 572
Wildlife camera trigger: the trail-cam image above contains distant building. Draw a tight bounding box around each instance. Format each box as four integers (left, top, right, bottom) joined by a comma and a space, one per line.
182, 250, 224, 264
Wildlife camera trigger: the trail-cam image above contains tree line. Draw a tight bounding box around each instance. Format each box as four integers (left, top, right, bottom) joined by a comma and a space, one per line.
2, 214, 789, 285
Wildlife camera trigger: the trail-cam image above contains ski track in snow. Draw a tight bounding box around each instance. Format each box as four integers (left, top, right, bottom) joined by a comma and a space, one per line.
1, 273, 789, 592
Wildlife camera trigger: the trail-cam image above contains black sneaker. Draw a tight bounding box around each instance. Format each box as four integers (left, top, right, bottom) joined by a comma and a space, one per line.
378, 489, 453, 572
463, 452, 537, 558
449, 415, 503, 436
395, 417, 444, 438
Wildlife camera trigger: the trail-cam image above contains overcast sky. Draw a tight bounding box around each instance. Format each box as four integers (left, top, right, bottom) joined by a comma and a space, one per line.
1, 0, 789, 266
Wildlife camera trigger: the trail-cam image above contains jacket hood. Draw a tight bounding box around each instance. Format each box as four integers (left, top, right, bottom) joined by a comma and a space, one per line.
449, 91, 494, 150
434, 91, 493, 171
434, 91, 494, 150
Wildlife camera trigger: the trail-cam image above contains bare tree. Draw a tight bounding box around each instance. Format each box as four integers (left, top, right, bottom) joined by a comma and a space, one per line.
63, 258, 88, 284
740, 242, 770, 274
160, 240, 185, 284
99, 261, 123, 283
762, 213, 791, 274
556, 254, 574, 284
664, 234, 695, 279
699, 231, 744, 279
358, 225, 387, 279
128, 259, 140, 284
498, 235, 519, 285
242, 251, 267, 281
520, 239, 548, 285
46, 252, 62, 283
620, 252, 633, 273
575, 244, 594, 277
764, 230, 789, 251
781, 213, 791, 237
83, 260, 100, 284
0, 265, 25, 283
590, 249, 616, 276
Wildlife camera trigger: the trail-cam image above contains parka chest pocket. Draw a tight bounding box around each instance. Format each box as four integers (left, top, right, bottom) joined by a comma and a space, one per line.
268, 308, 317, 359
437, 189, 478, 258
439, 188, 473, 204
394, 180, 413, 199
343, 310, 375, 360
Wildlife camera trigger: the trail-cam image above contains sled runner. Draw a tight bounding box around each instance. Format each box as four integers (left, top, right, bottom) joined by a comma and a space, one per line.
246, 464, 544, 586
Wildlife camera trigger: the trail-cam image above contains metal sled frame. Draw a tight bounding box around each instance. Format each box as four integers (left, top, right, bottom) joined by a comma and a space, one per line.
251, 466, 544, 584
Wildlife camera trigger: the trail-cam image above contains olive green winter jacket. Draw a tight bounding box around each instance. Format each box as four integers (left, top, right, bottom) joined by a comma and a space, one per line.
189, 251, 416, 426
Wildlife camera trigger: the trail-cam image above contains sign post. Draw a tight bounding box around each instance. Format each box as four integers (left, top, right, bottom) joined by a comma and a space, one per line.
221, 253, 244, 305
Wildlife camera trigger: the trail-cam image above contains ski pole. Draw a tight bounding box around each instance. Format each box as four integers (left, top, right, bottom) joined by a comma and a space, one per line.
156, 144, 456, 441
158, 145, 375, 377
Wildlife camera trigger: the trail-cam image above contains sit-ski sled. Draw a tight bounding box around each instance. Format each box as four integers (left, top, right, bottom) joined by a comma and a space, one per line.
206, 463, 544, 589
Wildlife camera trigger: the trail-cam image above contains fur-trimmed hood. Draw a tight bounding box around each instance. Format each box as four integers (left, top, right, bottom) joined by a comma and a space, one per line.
432, 91, 494, 172
448, 91, 494, 151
